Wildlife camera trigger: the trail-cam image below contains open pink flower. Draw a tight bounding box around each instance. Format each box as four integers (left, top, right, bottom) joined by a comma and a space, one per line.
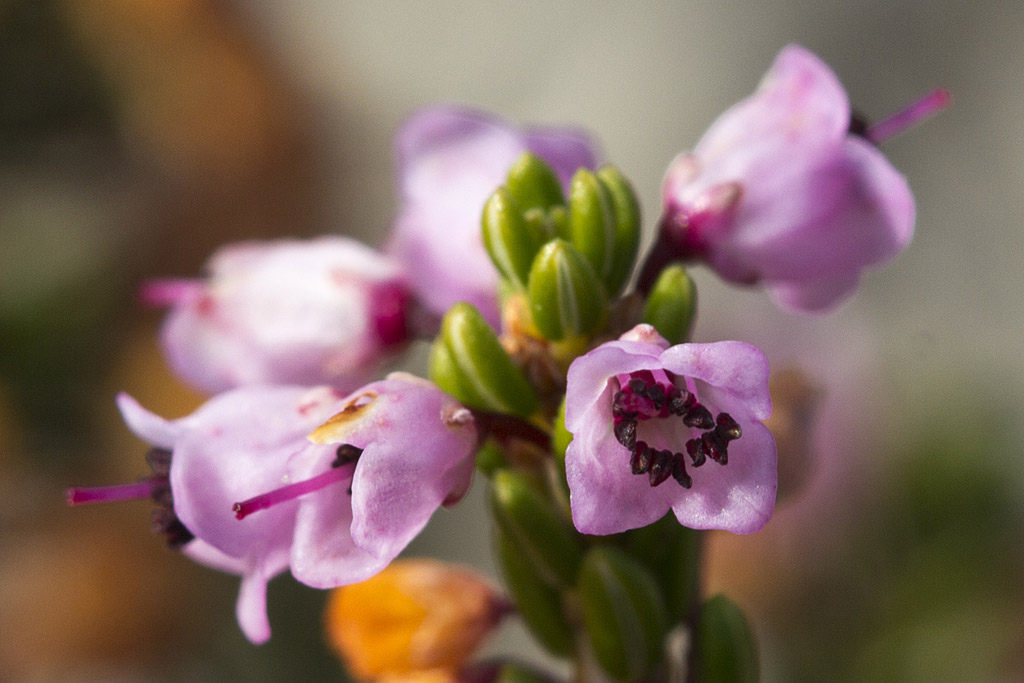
387, 106, 598, 326
141, 237, 410, 393
654, 45, 944, 313
68, 375, 476, 644
564, 325, 776, 535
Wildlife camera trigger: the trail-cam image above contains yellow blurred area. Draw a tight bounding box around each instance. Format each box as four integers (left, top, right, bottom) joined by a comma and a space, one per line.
324, 559, 505, 681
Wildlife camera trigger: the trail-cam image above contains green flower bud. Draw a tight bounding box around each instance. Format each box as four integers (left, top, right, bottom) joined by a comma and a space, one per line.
697, 594, 760, 683
482, 188, 547, 289
527, 239, 607, 340
578, 546, 669, 681
596, 165, 642, 295
567, 169, 617, 284
505, 152, 565, 213
490, 470, 583, 588
494, 527, 574, 657
642, 264, 697, 345
429, 302, 538, 417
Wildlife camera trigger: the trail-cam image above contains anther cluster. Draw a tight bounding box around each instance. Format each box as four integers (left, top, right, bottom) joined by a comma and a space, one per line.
611, 371, 741, 488
146, 448, 195, 548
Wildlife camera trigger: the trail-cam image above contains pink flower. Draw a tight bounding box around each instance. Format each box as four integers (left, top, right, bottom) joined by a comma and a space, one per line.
654, 45, 945, 313
387, 106, 598, 326
67, 375, 477, 644
141, 237, 410, 393
564, 325, 777, 535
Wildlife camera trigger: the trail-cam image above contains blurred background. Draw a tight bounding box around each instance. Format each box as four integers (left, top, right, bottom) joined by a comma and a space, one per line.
1, 1, 1022, 681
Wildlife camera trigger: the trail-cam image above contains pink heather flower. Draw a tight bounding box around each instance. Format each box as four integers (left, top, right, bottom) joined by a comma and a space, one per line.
564, 324, 777, 535
655, 45, 947, 313
140, 237, 411, 393
67, 375, 477, 644
387, 106, 599, 326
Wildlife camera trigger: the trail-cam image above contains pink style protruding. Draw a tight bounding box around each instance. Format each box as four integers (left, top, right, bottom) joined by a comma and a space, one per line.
867, 88, 952, 144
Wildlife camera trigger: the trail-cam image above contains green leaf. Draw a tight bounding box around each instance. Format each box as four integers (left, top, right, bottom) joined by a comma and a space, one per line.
697, 594, 760, 683
578, 546, 669, 681
490, 470, 583, 588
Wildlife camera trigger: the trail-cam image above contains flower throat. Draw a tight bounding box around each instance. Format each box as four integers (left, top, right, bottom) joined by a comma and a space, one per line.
611, 370, 741, 488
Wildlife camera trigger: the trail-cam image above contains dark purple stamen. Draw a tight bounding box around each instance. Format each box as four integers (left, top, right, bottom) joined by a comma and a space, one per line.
66, 448, 195, 549
631, 441, 653, 475
611, 372, 742, 488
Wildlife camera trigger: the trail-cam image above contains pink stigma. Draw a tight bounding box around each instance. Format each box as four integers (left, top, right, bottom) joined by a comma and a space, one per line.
137, 278, 205, 308
867, 88, 952, 144
66, 481, 157, 506
232, 463, 354, 520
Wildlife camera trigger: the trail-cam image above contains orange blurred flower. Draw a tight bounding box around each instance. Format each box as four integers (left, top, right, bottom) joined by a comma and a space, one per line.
325, 559, 508, 681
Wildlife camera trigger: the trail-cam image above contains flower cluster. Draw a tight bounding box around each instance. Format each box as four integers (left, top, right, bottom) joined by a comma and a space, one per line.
68, 45, 943, 681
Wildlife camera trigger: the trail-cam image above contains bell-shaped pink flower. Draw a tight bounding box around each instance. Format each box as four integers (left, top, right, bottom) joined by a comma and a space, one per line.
387, 106, 599, 326
564, 325, 777, 535
141, 237, 411, 393
655, 45, 944, 313
67, 375, 477, 644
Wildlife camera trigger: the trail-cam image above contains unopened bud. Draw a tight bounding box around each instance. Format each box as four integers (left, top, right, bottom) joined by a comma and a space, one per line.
642, 264, 698, 345
566, 169, 617, 285
505, 152, 566, 213
527, 239, 607, 340
429, 303, 539, 417
482, 188, 547, 289
596, 165, 641, 295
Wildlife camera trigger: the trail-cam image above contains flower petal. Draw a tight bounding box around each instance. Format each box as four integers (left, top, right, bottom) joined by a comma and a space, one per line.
116, 392, 183, 450
658, 342, 773, 420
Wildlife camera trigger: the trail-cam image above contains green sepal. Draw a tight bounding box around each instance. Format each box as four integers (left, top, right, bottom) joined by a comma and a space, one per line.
578, 545, 670, 681
505, 152, 565, 213
697, 594, 760, 683
642, 264, 697, 345
527, 239, 607, 341
597, 165, 642, 295
429, 302, 538, 417
566, 168, 617, 283
482, 188, 547, 289
490, 469, 583, 588
624, 512, 700, 623
494, 526, 575, 657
